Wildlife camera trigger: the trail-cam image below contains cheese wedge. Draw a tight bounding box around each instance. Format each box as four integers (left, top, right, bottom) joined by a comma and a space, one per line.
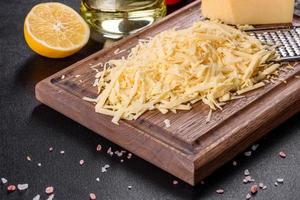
201, 0, 295, 25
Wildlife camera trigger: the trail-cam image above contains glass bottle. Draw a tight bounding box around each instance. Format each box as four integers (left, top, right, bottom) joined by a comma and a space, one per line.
80, 0, 167, 41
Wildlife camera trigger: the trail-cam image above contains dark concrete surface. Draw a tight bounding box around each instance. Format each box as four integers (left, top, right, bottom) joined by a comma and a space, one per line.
0, 0, 299, 199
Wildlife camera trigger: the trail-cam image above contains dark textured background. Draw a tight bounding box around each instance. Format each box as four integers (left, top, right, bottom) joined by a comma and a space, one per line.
0, 0, 299, 199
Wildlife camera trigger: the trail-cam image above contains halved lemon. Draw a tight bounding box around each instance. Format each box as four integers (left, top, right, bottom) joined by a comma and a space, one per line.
24, 2, 90, 58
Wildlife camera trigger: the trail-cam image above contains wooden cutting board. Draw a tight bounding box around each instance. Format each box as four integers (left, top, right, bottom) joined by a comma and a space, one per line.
35, 0, 300, 185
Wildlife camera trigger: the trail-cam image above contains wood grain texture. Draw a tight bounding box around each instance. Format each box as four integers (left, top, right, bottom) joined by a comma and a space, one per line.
35, 0, 300, 185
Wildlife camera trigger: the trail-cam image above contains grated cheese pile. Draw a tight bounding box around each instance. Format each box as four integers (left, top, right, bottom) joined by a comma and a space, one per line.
86, 21, 279, 124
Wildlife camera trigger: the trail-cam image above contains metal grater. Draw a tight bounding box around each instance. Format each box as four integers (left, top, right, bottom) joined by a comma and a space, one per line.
295, 0, 300, 17
247, 26, 300, 62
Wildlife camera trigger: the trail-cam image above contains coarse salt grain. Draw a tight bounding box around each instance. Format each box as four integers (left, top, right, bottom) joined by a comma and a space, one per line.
247, 176, 255, 182
7, 184, 16, 192
17, 183, 29, 191
244, 169, 250, 176
33, 194, 40, 200
96, 177, 100, 182
246, 193, 251, 199
120, 159, 124, 163
262, 185, 267, 190
277, 178, 284, 183
115, 151, 124, 157
38, 163, 42, 167
61, 75, 65, 79
47, 194, 55, 200
107, 147, 113, 156
127, 153, 132, 159
258, 183, 264, 188
45, 186, 54, 194
216, 189, 224, 194
244, 151, 252, 157
49, 147, 54, 152
27, 156, 32, 161
232, 161, 237, 166
163, 119, 171, 128
251, 144, 259, 151
101, 164, 110, 173
250, 185, 258, 194
96, 144, 102, 152
60, 150, 65, 154
279, 151, 286, 158
128, 185, 132, 190
90, 193, 96, 200
1, 177, 8, 184
243, 176, 255, 184
274, 182, 278, 186
79, 160, 85, 166
173, 180, 178, 185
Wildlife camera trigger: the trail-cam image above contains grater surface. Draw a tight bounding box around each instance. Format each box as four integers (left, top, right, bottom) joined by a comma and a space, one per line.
248, 26, 300, 62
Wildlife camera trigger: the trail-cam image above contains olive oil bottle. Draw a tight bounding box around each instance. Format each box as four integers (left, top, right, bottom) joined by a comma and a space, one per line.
80, 0, 166, 41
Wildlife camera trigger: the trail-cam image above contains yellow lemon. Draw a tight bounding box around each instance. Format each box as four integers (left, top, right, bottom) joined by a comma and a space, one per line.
24, 2, 90, 58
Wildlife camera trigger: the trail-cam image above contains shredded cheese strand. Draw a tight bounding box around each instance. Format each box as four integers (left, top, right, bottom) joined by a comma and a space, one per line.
86, 21, 279, 124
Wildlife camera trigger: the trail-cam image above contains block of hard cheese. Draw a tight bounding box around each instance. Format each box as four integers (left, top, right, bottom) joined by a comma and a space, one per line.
201, 0, 295, 25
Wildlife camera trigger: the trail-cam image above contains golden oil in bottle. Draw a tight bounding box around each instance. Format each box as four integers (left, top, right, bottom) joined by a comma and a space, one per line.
80, 0, 166, 41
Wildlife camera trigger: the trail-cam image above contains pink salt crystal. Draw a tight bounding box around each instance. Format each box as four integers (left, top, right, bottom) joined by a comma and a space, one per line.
45, 186, 54, 194
7, 184, 16, 192
216, 188, 224, 194
250, 185, 258, 194
279, 151, 286, 158
79, 160, 85, 166
96, 144, 102, 152
26, 156, 32, 162
90, 193, 96, 200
